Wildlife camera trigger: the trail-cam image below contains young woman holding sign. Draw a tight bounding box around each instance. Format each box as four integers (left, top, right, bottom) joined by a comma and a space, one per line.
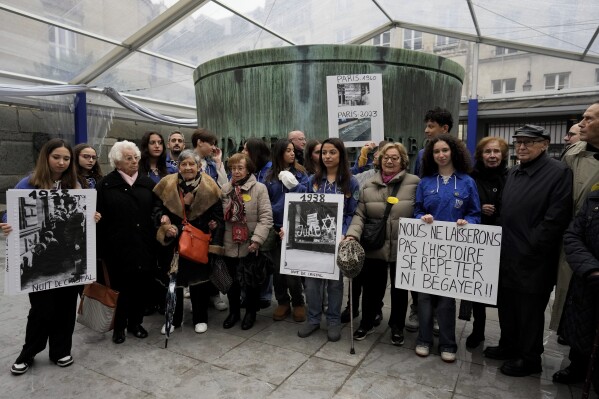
1, 138, 97, 375
298, 138, 359, 342
413, 134, 481, 363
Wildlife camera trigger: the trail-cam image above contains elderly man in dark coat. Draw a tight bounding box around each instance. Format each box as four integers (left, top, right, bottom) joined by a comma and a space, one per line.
483, 124, 573, 377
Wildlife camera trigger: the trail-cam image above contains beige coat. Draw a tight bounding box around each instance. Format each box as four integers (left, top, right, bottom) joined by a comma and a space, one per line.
221, 175, 273, 258
346, 170, 420, 262
551, 141, 599, 330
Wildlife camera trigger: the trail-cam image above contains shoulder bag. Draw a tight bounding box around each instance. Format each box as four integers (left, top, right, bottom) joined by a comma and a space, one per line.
178, 189, 211, 264
360, 183, 401, 251
77, 260, 119, 333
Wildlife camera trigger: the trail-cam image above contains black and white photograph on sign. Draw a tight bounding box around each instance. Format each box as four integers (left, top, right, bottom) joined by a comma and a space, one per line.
338, 117, 372, 143
327, 74, 384, 148
337, 83, 370, 106
280, 193, 343, 280
394, 219, 502, 305
5, 189, 97, 295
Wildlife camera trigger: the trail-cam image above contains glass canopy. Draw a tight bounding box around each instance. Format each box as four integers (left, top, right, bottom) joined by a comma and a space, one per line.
0, 0, 597, 109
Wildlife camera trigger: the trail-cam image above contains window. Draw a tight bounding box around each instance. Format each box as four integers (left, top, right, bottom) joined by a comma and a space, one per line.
49, 26, 77, 60
435, 35, 458, 48
336, 28, 352, 44
544, 73, 570, 90
373, 31, 390, 47
492, 78, 516, 94
495, 46, 517, 56
403, 29, 422, 50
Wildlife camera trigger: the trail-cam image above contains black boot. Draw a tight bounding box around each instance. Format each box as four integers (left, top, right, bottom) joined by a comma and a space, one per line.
223, 312, 240, 329
241, 312, 256, 330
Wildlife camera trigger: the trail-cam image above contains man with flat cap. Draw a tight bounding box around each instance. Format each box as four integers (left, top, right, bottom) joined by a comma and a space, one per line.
483, 124, 573, 377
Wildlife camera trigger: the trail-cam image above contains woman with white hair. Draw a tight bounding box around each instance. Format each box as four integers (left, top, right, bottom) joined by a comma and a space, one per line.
97, 140, 157, 344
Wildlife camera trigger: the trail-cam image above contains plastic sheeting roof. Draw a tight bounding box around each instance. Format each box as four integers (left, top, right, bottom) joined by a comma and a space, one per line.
0, 0, 597, 109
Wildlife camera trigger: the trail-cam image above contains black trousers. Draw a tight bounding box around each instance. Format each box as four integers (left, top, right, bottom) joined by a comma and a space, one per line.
224, 256, 259, 314
172, 283, 210, 326
498, 287, 551, 365
360, 258, 408, 330
272, 239, 304, 306
16, 285, 79, 363
107, 267, 149, 331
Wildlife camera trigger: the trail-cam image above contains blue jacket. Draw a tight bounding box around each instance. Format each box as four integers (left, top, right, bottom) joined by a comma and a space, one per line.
414, 172, 481, 224
2, 176, 36, 223
308, 175, 360, 235
254, 161, 272, 184
265, 168, 308, 227
413, 148, 424, 176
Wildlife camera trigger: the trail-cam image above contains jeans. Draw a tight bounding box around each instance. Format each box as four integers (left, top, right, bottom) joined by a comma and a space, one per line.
417, 293, 457, 353
304, 273, 343, 326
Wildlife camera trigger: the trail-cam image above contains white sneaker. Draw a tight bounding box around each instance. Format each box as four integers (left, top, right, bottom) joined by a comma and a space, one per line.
194, 323, 207, 334
160, 324, 175, 335
415, 345, 430, 357
211, 295, 228, 311
183, 287, 190, 298
441, 351, 456, 363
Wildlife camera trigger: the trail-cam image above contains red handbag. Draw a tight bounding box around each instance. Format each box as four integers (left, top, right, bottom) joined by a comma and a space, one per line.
177, 190, 210, 264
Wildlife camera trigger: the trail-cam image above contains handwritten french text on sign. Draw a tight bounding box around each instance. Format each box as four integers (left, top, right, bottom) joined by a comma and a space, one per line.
326, 74, 384, 148
394, 219, 502, 305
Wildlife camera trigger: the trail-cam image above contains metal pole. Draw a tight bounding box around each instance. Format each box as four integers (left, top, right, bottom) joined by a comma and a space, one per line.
74, 92, 87, 144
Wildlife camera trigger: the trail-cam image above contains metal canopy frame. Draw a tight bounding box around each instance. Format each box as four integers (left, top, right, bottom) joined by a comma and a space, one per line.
0, 0, 597, 110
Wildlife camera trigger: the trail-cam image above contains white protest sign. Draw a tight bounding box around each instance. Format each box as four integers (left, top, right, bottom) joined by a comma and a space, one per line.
395, 219, 501, 305
280, 193, 343, 280
326, 74, 384, 148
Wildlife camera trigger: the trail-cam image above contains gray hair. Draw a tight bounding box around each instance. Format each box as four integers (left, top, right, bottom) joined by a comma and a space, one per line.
178, 149, 201, 166
108, 140, 141, 169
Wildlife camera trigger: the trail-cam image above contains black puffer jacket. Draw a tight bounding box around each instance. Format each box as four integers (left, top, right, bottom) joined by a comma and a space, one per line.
563, 188, 599, 354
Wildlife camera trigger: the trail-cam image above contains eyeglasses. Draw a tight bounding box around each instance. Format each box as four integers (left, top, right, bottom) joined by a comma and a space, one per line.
565, 132, 578, 137
230, 166, 247, 172
382, 156, 401, 163
123, 155, 140, 162
80, 154, 97, 160
513, 139, 544, 148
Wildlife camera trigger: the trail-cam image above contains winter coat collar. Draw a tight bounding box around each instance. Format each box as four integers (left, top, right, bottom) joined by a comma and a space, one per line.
371, 170, 407, 187
153, 172, 221, 221
222, 174, 258, 195
101, 169, 155, 190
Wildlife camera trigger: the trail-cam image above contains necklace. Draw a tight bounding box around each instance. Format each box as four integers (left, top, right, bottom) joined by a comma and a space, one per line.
440, 174, 452, 185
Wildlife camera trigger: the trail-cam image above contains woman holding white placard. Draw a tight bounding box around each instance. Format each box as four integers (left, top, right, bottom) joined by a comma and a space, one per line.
413, 134, 481, 363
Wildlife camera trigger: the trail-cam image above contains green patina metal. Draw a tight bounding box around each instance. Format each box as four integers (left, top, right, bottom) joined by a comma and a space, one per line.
194, 44, 464, 158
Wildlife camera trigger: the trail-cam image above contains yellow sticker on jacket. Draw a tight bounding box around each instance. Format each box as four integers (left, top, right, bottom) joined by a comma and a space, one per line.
387, 196, 399, 204
592, 182, 599, 192
242, 194, 252, 202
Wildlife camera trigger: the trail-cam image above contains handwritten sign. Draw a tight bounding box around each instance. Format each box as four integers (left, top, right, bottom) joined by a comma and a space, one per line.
326, 74, 384, 148
395, 219, 501, 305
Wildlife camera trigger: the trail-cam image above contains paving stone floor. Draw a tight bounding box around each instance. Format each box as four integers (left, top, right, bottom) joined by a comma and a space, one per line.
0, 235, 591, 399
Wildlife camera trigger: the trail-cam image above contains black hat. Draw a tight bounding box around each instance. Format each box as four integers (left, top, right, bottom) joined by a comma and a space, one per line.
513, 124, 550, 140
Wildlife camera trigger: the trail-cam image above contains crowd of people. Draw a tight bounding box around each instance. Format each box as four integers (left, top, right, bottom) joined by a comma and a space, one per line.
2, 102, 599, 395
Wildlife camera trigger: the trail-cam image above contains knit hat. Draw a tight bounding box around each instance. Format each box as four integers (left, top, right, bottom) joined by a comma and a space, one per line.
337, 240, 365, 278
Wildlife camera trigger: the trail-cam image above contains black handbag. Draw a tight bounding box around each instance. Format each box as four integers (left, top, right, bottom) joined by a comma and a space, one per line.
360, 183, 401, 251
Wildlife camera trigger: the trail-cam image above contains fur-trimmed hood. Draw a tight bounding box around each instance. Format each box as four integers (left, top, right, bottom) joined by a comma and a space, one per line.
153, 173, 221, 220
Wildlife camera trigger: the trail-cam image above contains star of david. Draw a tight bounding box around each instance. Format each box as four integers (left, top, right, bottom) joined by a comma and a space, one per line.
321, 215, 336, 234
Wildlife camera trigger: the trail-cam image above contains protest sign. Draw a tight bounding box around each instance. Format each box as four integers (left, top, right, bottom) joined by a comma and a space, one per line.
395, 219, 501, 305
280, 193, 343, 280
5, 189, 97, 295
326, 74, 384, 147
